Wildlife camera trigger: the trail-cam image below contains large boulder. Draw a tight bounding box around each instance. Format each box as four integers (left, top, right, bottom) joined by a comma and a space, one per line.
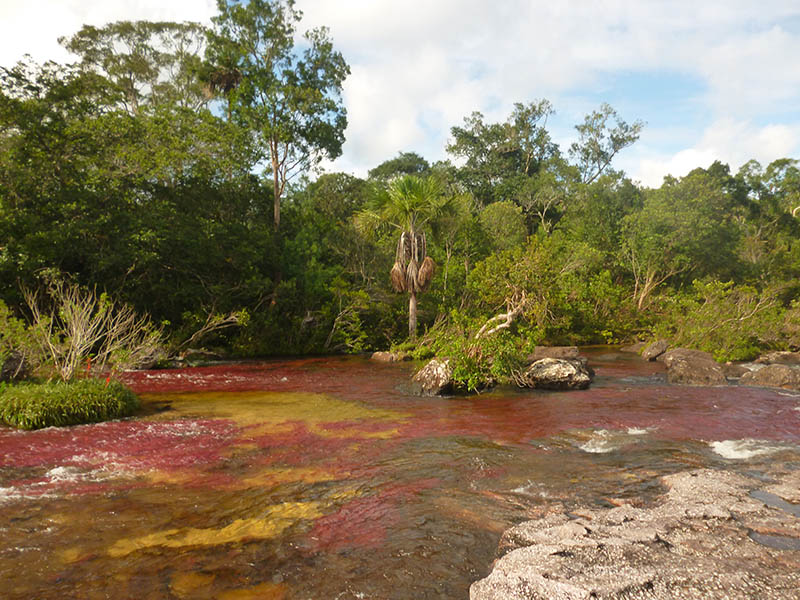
525, 346, 579, 363
411, 358, 453, 395
666, 352, 727, 386
660, 348, 714, 368
755, 351, 800, 366
517, 358, 592, 390
641, 340, 669, 361
740, 364, 800, 391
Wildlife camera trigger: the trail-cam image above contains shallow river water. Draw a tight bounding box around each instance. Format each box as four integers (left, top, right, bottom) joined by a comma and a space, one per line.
1, 349, 799, 599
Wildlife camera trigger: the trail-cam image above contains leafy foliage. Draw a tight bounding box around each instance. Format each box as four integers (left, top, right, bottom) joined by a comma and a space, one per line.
0, 378, 140, 430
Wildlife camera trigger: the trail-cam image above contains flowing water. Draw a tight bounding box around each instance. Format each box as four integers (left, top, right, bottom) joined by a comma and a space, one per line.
1, 349, 800, 599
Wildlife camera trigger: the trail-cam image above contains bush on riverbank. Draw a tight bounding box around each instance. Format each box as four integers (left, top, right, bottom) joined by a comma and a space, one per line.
0, 379, 140, 430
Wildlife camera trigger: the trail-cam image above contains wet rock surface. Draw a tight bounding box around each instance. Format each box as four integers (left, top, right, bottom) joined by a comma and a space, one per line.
412, 358, 454, 395
370, 351, 409, 363
641, 340, 669, 361
517, 358, 593, 390
471, 469, 800, 599
740, 364, 800, 391
756, 351, 800, 366
663, 348, 728, 386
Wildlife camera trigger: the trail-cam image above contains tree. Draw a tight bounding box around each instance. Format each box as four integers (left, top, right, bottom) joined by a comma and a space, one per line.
479, 200, 527, 252
60, 21, 210, 114
447, 100, 557, 206
209, 0, 350, 229
621, 167, 740, 310
368, 151, 430, 182
569, 103, 643, 184
356, 175, 453, 339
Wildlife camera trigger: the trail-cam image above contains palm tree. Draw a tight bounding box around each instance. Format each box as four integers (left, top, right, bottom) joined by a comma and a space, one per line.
358, 175, 452, 339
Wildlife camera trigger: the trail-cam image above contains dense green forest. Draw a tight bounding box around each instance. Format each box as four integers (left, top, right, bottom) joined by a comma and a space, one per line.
2, 0, 799, 380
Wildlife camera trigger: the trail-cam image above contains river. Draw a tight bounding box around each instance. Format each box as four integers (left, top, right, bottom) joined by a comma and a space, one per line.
1, 349, 799, 599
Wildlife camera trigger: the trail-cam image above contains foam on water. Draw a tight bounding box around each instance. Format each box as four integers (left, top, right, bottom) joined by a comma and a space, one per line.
709, 439, 789, 460
579, 430, 621, 454
626, 427, 655, 435
577, 428, 651, 454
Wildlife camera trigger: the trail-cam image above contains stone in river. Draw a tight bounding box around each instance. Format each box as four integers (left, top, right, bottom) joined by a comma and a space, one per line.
641, 339, 669, 361
517, 358, 592, 390
663, 348, 727, 386
412, 358, 454, 395
740, 364, 800, 391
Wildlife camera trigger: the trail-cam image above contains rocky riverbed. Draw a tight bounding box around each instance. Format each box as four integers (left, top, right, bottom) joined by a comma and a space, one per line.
471, 467, 800, 599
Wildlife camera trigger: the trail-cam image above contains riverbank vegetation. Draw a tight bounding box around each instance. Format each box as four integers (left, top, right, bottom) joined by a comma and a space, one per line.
0, 379, 139, 430
1, 1, 799, 392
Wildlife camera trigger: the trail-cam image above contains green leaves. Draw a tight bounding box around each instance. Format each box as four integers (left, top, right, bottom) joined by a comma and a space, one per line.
209, 0, 349, 228
0, 379, 140, 430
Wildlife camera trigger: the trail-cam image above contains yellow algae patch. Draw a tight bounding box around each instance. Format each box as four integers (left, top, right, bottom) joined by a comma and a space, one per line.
59, 547, 85, 564
311, 424, 400, 440
240, 466, 338, 487
171, 572, 216, 599
108, 501, 323, 558
218, 582, 287, 600
143, 391, 407, 430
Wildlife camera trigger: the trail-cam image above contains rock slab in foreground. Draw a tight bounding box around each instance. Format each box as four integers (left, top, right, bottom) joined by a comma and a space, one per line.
412, 358, 453, 395
471, 469, 800, 600
518, 358, 592, 390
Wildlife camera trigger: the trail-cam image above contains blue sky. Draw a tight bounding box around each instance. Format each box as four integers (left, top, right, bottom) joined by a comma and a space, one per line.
2, 0, 799, 187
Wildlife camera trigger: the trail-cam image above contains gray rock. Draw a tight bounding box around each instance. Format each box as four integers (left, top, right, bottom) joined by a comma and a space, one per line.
722, 363, 750, 378
517, 358, 592, 390
371, 351, 399, 362
641, 340, 669, 361
740, 364, 800, 390
755, 351, 800, 366
525, 346, 579, 363
411, 358, 453, 395
660, 347, 714, 367
664, 349, 727, 386
471, 469, 800, 600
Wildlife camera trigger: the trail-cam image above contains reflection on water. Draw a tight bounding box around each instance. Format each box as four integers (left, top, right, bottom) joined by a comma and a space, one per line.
1, 350, 799, 599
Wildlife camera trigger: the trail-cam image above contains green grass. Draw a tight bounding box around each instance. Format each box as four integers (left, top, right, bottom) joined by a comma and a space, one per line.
0, 378, 140, 430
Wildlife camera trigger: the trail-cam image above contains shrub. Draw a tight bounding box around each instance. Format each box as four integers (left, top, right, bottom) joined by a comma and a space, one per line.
652, 280, 784, 361
0, 379, 140, 430
426, 312, 535, 392
23, 278, 164, 381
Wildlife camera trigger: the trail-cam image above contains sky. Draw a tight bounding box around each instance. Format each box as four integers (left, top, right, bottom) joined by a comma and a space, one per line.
1, 0, 799, 187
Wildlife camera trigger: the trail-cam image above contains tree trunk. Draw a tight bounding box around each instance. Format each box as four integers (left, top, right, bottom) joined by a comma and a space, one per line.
409, 290, 417, 339
272, 165, 281, 230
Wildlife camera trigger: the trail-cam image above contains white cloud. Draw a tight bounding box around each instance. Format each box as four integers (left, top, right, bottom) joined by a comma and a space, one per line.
0, 0, 215, 67
1, 1, 799, 181
631, 119, 800, 187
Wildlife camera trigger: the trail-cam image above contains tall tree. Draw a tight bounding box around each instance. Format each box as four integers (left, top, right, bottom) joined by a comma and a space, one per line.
447, 100, 557, 206
209, 0, 349, 229
60, 21, 210, 114
569, 103, 643, 184
357, 175, 453, 338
